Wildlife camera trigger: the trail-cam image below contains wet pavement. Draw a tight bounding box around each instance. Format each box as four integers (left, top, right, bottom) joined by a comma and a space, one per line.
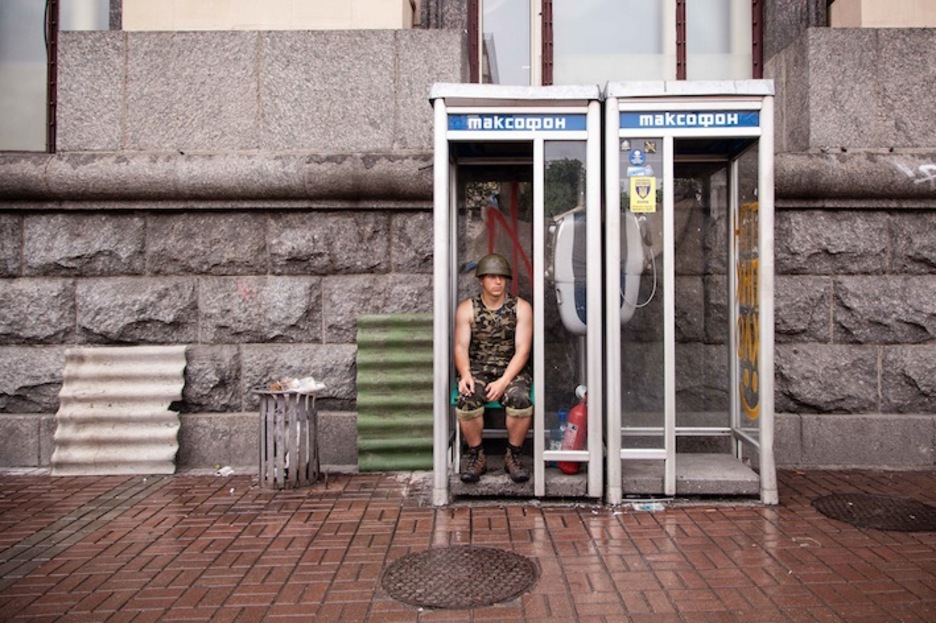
1, 467, 935, 622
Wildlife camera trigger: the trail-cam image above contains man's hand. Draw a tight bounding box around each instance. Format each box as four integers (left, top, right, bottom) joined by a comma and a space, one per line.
458, 375, 476, 397
484, 377, 509, 403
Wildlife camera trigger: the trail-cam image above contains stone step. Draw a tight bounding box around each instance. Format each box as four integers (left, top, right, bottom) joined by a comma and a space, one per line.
621, 453, 761, 497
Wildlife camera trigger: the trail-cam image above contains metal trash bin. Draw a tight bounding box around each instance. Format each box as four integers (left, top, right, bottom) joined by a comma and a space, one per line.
255, 389, 320, 489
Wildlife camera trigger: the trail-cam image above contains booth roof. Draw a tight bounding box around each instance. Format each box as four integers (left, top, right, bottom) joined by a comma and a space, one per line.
429, 82, 601, 107
604, 79, 775, 99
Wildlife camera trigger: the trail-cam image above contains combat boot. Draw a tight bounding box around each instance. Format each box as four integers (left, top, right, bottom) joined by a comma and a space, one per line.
504, 447, 530, 483
460, 446, 486, 483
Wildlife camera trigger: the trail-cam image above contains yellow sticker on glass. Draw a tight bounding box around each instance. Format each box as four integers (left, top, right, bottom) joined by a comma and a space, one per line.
629, 176, 656, 213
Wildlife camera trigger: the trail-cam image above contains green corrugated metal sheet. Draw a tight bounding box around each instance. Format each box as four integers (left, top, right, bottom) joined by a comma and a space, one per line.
356, 313, 434, 471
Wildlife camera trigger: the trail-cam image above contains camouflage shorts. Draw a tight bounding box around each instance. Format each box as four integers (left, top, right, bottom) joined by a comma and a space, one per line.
456, 369, 533, 418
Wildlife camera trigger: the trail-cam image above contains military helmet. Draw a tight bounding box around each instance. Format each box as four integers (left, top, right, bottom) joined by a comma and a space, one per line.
475, 253, 512, 278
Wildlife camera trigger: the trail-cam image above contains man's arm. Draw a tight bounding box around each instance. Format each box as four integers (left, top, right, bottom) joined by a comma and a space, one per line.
453, 299, 475, 395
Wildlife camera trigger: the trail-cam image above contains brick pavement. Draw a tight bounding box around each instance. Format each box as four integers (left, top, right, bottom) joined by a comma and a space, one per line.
0, 468, 934, 622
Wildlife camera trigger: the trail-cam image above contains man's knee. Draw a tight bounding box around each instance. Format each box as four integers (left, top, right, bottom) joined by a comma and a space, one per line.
456, 406, 485, 421
505, 405, 532, 419
502, 384, 532, 411
456, 390, 486, 413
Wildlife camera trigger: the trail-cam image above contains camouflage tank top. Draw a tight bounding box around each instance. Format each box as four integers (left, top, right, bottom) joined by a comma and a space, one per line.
468, 293, 517, 375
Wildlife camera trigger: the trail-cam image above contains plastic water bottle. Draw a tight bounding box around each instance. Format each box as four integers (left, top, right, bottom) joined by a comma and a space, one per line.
549, 409, 568, 467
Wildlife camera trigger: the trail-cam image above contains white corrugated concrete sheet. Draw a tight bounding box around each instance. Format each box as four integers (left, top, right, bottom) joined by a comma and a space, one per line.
52, 345, 187, 476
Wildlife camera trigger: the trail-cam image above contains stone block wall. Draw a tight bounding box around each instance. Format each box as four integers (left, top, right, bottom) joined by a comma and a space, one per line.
0, 209, 434, 408
56, 29, 463, 153
0, 208, 434, 464
775, 211, 936, 399
768, 28, 936, 467
0, 27, 463, 469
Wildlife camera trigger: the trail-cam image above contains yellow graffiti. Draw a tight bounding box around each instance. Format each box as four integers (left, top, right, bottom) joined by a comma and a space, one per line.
736, 202, 760, 421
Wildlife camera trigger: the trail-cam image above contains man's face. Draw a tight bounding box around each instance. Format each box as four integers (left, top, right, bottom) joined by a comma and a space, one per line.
479, 274, 507, 297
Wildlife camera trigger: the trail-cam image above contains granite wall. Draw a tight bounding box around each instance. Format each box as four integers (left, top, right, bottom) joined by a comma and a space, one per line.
768, 27, 936, 466
0, 28, 464, 469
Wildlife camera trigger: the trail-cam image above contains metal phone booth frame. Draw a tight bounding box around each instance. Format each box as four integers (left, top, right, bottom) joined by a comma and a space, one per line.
604, 81, 778, 505
430, 84, 604, 505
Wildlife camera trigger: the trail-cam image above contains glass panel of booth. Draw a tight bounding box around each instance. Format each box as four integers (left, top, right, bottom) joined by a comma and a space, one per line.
671, 157, 732, 448
613, 136, 764, 456
542, 141, 589, 475
455, 156, 534, 305
450, 138, 597, 478
732, 144, 761, 447
617, 137, 666, 454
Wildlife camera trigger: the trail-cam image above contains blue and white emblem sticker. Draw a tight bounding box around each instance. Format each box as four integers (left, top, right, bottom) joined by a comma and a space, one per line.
627, 165, 654, 177
629, 150, 646, 166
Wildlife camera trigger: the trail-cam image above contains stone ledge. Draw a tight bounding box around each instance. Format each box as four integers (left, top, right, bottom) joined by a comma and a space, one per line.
776, 151, 936, 205
0, 152, 433, 207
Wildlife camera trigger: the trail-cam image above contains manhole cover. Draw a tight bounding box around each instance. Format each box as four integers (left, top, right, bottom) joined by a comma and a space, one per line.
381, 545, 538, 609
813, 493, 936, 532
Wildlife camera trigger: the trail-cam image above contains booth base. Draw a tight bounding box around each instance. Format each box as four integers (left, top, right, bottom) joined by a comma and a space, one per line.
450, 454, 590, 499
621, 453, 760, 497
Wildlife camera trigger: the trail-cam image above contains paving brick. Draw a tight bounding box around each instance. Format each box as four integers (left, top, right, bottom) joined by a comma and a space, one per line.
1, 469, 935, 622
630, 613, 684, 623
642, 588, 678, 613
224, 588, 279, 608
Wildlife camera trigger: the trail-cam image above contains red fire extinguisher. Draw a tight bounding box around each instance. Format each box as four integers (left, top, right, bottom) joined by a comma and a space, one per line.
559, 386, 587, 475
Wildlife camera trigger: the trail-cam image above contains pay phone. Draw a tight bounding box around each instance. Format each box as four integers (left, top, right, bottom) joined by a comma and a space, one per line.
547, 206, 647, 335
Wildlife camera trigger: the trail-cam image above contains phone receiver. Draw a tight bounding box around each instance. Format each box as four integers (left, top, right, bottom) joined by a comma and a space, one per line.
620, 210, 644, 324
550, 208, 644, 334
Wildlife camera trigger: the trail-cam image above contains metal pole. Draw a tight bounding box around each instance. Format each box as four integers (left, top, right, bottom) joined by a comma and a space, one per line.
758, 91, 779, 505
585, 98, 603, 498
533, 138, 546, 497
663, 135, 676, 496
604, 94, 623, 505
432, 97, 451, 506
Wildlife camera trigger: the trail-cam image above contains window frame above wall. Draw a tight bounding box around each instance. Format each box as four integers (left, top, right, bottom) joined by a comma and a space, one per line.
469, 0, 763, 86
0, 0, 116, 153
47, 0, 59, 152
1, 0, 114, 154
0, 0, 58, 153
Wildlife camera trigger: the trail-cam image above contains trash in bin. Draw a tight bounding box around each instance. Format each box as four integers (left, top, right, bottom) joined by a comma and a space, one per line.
267, 376, 326, 394
254, 375, 326, 490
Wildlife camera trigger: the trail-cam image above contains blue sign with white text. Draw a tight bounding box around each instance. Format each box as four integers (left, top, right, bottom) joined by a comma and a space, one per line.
620, 111, 760, 130
449, 114, 587, 132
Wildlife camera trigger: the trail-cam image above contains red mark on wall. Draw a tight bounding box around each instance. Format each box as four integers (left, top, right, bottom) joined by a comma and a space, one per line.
485, 182, 532, 296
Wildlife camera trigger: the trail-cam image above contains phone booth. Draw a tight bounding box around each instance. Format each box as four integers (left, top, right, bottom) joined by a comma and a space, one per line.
430, 84, 605, 505
603, 81, 778, 505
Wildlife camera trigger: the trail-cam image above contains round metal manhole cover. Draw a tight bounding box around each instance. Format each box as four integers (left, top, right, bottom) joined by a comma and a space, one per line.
381, 545, 539, 609
813, 493, 936, 532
